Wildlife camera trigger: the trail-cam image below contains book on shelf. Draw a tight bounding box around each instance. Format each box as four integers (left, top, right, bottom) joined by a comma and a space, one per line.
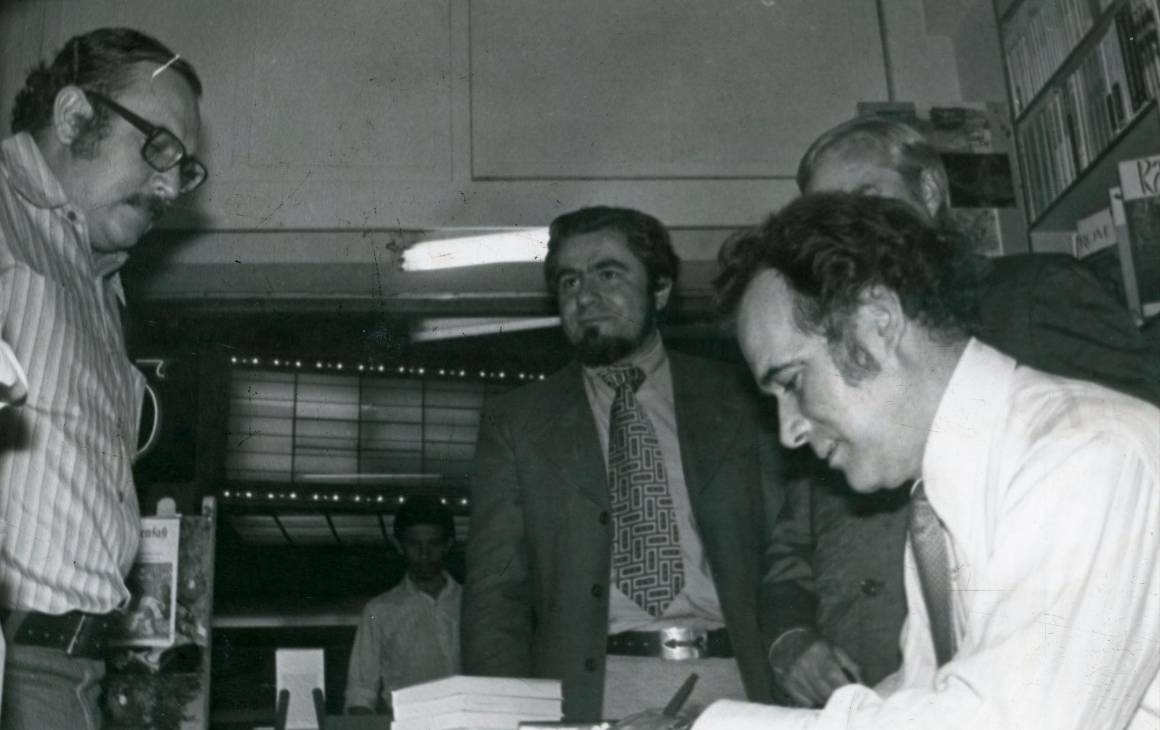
1010, 0, 1160, 220
1074, 201, 1134, 309
1116, 155, 1160, 318
1074, 203, 1118, 258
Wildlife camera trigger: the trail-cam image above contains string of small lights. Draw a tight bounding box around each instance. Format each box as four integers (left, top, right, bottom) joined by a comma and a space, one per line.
221, 489, 470, 509
228, 355, 547, 383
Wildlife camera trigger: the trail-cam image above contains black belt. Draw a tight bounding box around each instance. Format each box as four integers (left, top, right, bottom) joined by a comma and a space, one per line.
607, 627, 733, 660
0, 609, 112, 660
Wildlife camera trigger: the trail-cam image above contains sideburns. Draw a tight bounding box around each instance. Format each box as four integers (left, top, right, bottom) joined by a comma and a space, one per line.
828, 331, 880, 385
68, 111, 111, 159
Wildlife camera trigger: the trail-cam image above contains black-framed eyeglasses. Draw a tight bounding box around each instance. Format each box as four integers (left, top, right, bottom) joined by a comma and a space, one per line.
84, 90, 207, 194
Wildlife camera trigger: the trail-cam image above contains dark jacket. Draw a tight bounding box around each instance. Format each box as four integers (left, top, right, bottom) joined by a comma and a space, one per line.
461, 351, 805, 720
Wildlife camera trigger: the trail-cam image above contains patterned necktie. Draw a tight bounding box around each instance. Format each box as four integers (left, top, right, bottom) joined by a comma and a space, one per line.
602, 365, 683, 617
909, 481, 956, 666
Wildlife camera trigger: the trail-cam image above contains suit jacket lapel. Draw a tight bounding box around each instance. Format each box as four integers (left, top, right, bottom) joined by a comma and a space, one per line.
531, 363, 610, 510
671, 354, 745, 502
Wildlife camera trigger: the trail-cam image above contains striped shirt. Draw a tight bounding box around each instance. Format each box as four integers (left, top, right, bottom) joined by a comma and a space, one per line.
0, 132, 145, 615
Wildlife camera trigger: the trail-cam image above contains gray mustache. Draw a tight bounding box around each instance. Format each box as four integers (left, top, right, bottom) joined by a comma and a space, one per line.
125, 194, 170, 222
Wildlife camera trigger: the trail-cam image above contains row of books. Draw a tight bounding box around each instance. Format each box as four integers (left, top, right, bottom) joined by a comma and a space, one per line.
391, 676, 564, 730
1017, 0, 1160, 219
1005, 0, 1095, 114
1071, 153, 1160, 320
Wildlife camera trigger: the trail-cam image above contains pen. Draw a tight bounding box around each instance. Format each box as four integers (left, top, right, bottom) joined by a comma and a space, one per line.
662, 673, 699, 717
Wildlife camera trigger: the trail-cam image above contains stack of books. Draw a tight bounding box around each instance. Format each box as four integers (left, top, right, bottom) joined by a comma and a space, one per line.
391, 676, 563, 730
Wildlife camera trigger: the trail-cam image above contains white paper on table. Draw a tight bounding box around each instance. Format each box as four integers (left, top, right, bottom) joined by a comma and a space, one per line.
276, 648, 326, 730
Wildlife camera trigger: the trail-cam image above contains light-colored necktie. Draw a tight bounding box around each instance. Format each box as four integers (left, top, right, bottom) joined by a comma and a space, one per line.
602, 365, 683, 617
909, 481, 956, 666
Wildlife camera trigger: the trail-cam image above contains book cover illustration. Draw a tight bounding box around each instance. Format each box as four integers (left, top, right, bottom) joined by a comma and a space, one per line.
104, 500, 217, 730
110, 517, 180, 647
1116, 154, 1160, 318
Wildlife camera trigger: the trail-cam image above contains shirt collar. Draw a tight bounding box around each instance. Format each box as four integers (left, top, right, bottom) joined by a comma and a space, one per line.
2, 133, 132, 282
401, 572, 457, 601
1, 132, 71, 210
921, 338, 1015, 526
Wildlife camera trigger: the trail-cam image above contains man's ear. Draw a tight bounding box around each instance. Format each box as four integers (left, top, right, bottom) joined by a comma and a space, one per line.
52, 86, 94, 145
917, 168, 946, 221
854, 284, 905, 360
653, 276, 673, 311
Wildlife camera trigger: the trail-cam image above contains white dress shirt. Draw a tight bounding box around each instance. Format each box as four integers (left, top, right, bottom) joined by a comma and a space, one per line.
695, 339, 1160, 730
344, 573, 461, 712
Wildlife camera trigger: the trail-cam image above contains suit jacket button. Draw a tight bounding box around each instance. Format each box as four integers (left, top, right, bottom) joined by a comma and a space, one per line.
599, 511, 609, 525
584, 658, 598, 671
591, 584, 603, 598
860, 578, 883, 596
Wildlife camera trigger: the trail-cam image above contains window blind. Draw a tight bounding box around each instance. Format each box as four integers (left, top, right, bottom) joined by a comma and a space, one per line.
226, 368, 494, 486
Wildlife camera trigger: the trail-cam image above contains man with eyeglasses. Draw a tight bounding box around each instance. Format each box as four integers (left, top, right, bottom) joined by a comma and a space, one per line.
0, 27, 204, 729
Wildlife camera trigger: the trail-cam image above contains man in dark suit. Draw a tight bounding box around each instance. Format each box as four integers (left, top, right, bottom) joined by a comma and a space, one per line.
462, 206, 804, 721
760, 115, 1160, 707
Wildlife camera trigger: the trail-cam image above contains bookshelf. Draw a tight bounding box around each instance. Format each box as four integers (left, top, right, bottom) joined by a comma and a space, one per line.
996, 0, 1160, 241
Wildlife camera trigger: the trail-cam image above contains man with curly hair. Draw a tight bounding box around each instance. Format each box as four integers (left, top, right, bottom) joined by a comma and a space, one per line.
694, 191, 1160, 729
757, 116, 1160, 709
0, 28, 205, 729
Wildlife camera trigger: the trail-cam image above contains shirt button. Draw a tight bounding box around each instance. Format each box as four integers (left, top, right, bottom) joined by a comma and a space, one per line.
591, 584, 602, 598
599, 511, 609, 525
584, 658, 597, 671
860, 578, 883, 597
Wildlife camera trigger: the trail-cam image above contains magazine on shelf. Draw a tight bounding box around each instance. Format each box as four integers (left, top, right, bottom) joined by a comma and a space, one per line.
108, 517, 180, 647
1075, 203, 1132, 310
1116, 155, 1160, 319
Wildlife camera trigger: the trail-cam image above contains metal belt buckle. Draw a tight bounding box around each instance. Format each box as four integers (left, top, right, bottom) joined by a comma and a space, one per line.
660, 626, 707, 661
64, 613, 104, 658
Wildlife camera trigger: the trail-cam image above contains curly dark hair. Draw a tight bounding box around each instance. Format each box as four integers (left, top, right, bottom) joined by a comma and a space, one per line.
393, 495, 455, 543
716, 192, 977, 379
543, 206, 680, 299
11, 28, 202, 155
